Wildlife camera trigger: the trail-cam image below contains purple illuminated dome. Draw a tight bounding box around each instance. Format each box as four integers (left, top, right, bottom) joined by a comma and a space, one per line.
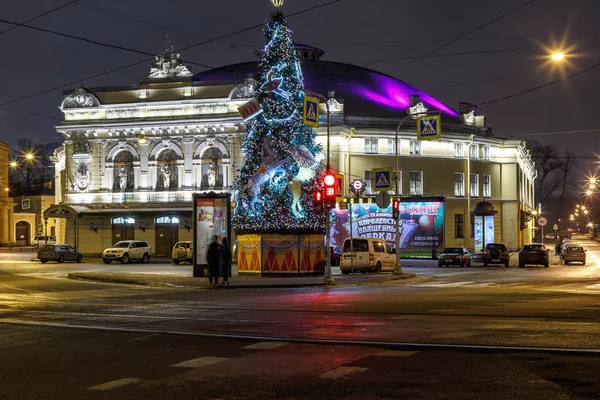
196, 44, 459, 123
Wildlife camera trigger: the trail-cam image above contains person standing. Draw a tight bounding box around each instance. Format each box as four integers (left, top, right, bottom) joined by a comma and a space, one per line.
219, 238, 232, 285
207, 235, 220, 286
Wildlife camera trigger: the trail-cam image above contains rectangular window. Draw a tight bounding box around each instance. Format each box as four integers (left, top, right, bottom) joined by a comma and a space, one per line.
470, 144, 479, 160
455, 214, 464, 238
470, 173, 479, 197
454, 143, 464, 158
388, 139, 397, 154
364, 170, 372, 194
364, 138, 378, 154
454, 173, 464, 197
410, 171, 423, 195
483, 145, 490, 160
483, 174, 491, 198
409, 139, 421, 155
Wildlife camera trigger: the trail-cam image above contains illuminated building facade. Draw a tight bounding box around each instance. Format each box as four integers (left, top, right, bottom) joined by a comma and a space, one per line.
51, 44, 536, 255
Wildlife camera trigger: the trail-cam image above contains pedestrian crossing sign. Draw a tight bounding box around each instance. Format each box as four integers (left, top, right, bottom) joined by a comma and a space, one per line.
303, 94, 319, 127
417, 115, 441, 140
373, 168, 393, 191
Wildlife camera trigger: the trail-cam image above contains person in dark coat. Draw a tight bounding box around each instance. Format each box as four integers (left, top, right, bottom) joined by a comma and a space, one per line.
206, 235, 220, 286
219, 238, 232, 285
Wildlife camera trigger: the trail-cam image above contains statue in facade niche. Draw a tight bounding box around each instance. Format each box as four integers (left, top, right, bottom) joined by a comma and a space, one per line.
119, 169, 128, 192
207, 164, 216, 188
161, 164, 171, 189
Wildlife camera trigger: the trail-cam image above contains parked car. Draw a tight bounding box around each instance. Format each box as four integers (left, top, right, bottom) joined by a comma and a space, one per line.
562, 245, 586, 265
340, 237, 395, 274
438, 246, 471, 267
33, 235, 57, 249
38, 244, 82, 263
329, 246, 342, 266
172, 241, 193, 265
482, 243, 510, 268
518, 243, 549, 268
102, 240, 151, 264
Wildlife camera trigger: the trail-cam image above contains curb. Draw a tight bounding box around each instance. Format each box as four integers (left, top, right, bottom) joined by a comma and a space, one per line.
66, 272, 418, 289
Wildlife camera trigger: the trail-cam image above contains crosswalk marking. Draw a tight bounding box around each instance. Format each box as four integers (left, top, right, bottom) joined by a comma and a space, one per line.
244, 342, 288, 350
88, 378, 142, 391
171, 356, 230, 368
319, 366, 368, 380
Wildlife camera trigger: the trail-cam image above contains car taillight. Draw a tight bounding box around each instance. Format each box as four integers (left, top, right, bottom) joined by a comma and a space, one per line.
369, 253, 374, 261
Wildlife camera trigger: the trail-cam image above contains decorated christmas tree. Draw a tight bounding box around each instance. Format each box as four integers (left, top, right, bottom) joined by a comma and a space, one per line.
231, 8, 325, 235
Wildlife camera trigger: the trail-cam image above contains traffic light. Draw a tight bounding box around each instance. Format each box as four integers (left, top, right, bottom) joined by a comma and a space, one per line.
323, 172, 336, 208
392, 199, 400, 220
314, 189, 324, 213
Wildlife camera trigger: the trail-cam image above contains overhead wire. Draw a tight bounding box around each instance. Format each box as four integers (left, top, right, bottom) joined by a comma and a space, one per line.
74, 2, 234, 48
389, 0, 539, 73
478, 61, 600, 106
350, 46, 534, 65
0, 0, 79, 36
0, 0, 345, 109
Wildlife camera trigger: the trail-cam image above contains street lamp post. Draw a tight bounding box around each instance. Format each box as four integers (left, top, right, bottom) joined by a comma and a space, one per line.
304, 89, 335, 284
393, 116, 410, 275
393, 110, 440, 275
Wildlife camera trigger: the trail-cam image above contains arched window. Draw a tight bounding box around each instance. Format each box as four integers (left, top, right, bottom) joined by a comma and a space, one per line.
157, 149, 178, 190
112, 217, 135, 224
113, 151, 134, 192
156, 216, 179, 224
201, 147, 223, 189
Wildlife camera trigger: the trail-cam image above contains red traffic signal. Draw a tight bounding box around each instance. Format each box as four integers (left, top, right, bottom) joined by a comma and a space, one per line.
323, 173, 336, 208
392, 199, 400, 220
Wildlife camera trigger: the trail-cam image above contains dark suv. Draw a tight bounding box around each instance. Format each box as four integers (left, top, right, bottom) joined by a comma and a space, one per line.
483, 243, 510, 268
518, 243, 549, 268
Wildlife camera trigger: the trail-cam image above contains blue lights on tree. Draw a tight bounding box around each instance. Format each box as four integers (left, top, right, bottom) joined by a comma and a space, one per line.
231, 10, 325, 235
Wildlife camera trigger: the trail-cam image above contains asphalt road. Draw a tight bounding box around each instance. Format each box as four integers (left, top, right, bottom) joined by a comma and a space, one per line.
1, 235, 599, 399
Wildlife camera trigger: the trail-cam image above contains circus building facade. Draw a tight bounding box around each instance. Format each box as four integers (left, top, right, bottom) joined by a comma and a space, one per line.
50, 43, 537, 257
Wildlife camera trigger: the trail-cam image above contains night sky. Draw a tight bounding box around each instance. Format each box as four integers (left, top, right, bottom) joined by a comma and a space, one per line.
1, 0, 599, 173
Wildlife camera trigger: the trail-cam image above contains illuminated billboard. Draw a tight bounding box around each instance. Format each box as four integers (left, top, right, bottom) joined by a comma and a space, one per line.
331, 197, 445, 250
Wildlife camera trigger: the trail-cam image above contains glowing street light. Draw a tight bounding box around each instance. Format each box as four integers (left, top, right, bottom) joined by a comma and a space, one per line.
550, 52, 565, 61
586, 189, 594, 196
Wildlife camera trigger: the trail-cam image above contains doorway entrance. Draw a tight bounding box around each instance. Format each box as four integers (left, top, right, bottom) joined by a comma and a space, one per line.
15, 221, 30, 246
155, 216, 179, 257
112, 217, 135, 244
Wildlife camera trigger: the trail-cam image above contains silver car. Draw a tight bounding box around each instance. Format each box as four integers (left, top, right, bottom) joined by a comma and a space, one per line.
562, 245, 586, 265
438, 246, 471, 267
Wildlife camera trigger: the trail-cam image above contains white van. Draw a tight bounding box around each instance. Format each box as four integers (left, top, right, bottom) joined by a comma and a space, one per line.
33, 235, 57, 249
340, 237, 396, 274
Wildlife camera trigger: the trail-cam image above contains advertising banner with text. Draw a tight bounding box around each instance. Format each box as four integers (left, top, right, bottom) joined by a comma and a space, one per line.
331, 198, 445, 250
